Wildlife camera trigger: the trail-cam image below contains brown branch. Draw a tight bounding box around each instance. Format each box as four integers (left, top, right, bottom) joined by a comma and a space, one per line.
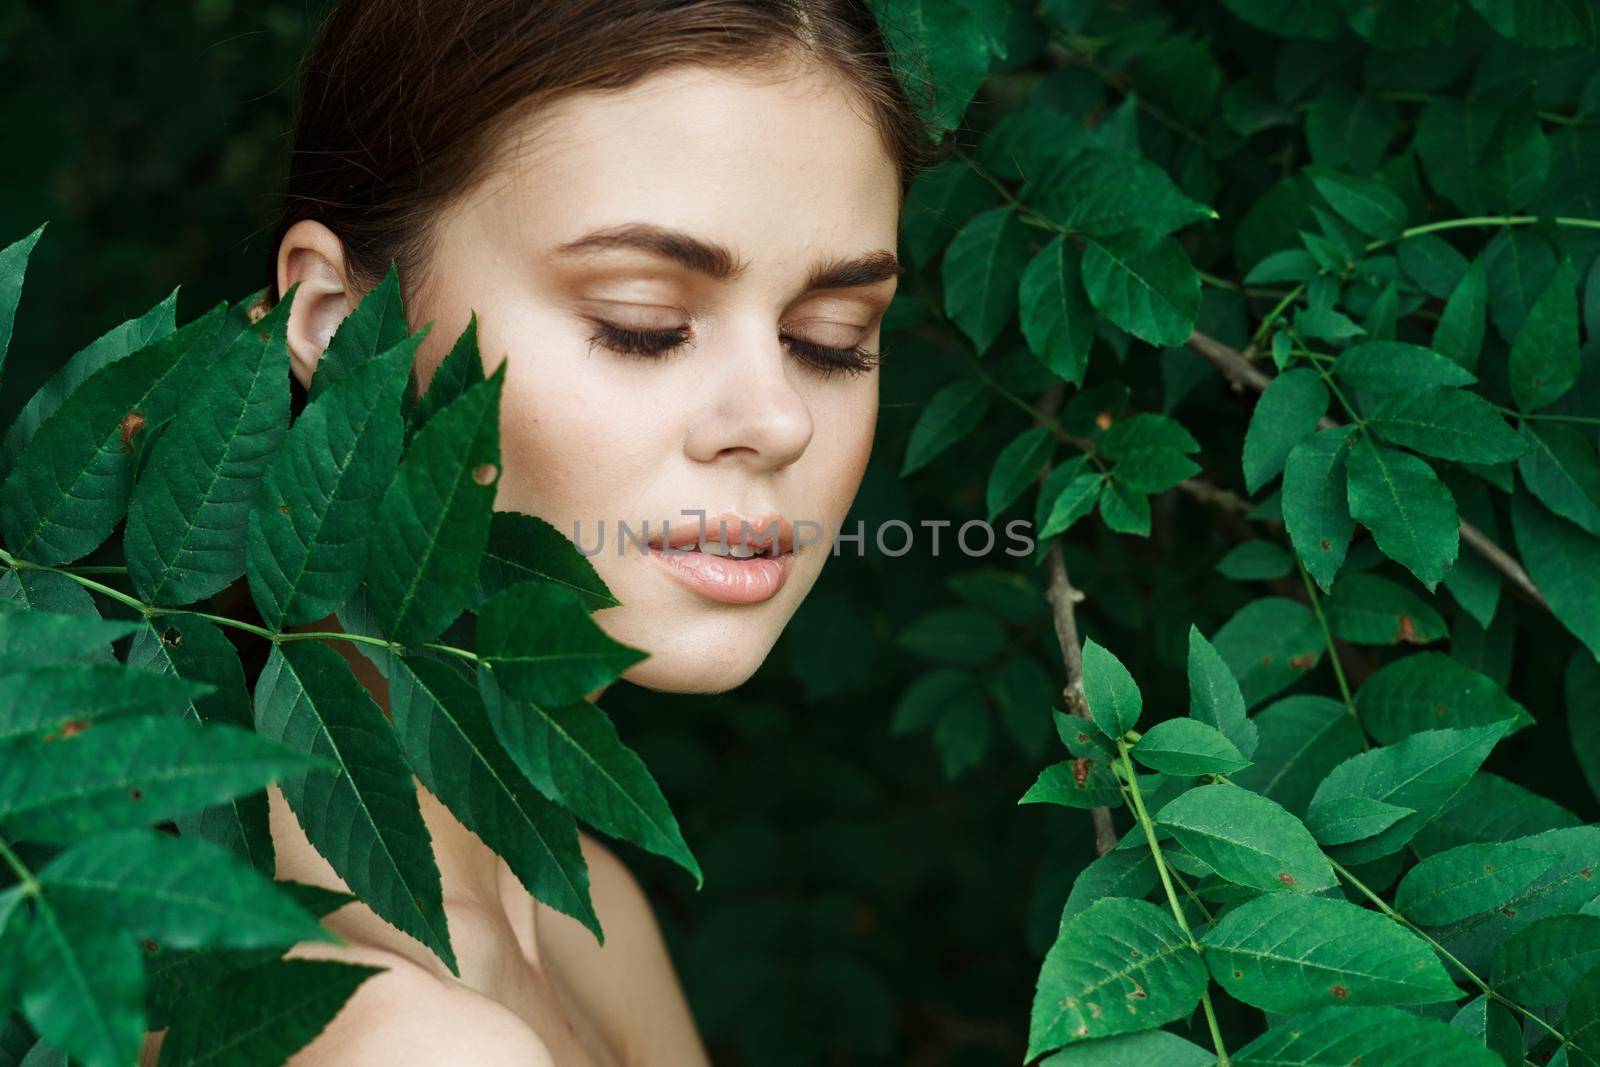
1186, 328, 1548, 611
1043, 542, 1120, 856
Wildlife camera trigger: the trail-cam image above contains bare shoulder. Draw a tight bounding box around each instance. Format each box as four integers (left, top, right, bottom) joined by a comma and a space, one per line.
283, 943, 556, 1067
536, 833, 711, 1066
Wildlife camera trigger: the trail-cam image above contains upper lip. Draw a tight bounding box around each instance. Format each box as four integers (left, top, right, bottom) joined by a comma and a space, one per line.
648, 511, 795, 553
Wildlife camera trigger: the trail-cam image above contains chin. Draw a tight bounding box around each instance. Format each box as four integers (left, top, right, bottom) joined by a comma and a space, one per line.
618, 640, 776, 694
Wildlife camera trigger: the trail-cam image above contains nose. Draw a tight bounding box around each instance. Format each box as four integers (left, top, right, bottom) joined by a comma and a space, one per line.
682, 329, 814, 471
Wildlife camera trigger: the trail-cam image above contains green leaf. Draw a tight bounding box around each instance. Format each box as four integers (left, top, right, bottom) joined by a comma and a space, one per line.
18, 897, 144, 1067
1220, 0, 1343, 38
1133, 719, 1249, 775
868, 0, 991, 139
476, 675, 700, 897
1040, 469, 1104, 539
1477, 86, 1551, 214
0, 716, 322, 844
1305, 166, 1408, 239
1493, 913, 1600, 1006
1306, 722, 1509, 863
1, 286, 180, 482
1202, 892, 1460, 1011
1510, 489, 1600, 658
1566, 964, 1600, 1066
126, 614, 272, 873
1323, 572, 1448, 647
1283, 426, 1357, 592
1027, 897, 1207, 1059
0, 224, 45, 386
1186, 625, 1258, 759
1019, 759, 1122, 809
1216, 540, 1293, 581
1509, 256, 1579, 412
986, 426, 1054, 521
479, 581, 647, 705
1354, 651, 1531, 744
1433, 254, 1487, 370
893, 667, 981, 735
388, 655, 601, 936
1155, 782, 1333, 893
1098, 479, 1150, 535
1098, 414, 1199, 458
1037, 1029, 1213, 1066
1232, 1005, 1504, 1066
409, 312, 483, 438
1108, 443, 1198, 493
474, 510, 617, 612
0, 570, 104, 643
246, 332, 416, 629
1346, 435, 1458, 591
1304, 794, 1414, 846
124, 293, 295, 606
1243, 368, 1328, 493
900, 159, 1000, 267
895, 606, 1007, 665
1230, 695, 1365, 818
1026, 149, 1215, 237
37, 829, 328, 948
1212, 597, 1324, 708
1019, 238, 1094, 386
155, 959, 381, 1067
901, 378, 989, 476
942, 206, 1030, 353
1080, 230, 1201, 347
0, 608, 135, 661
1518, 421, 1600, 537
1366, 388, 1525, 465
1467, 0, 1598, 45
1394, 841, 1559, 925
1330, 341, 1477, 394
365, 363, 504, 645
252, 641, 456, 973
1, 304, 226, 565
0, 660, 208, 744
1398, 234, 1469, 299
1080, 638, 1141, 738
311, 263, 407, 399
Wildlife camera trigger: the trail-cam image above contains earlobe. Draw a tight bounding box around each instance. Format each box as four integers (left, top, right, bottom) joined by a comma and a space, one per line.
276, 219, 355, 389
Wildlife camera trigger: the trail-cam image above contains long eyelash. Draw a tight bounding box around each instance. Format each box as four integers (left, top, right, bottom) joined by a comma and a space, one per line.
780, 335, 882, 377
587, 321, 882, 377
586, 321, 691, 358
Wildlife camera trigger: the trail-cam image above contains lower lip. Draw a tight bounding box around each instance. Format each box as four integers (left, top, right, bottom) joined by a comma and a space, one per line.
649, 545, 793, 604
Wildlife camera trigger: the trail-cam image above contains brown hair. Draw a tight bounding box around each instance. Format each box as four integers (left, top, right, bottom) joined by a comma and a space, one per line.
268, 0, 930, 304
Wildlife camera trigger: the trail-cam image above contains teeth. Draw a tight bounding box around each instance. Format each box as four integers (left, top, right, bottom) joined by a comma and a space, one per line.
699, 541, 731, 556
727, 543, 757, 558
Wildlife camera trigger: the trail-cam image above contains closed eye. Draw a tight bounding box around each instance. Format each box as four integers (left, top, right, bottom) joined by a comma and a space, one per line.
585, 321, 881, 376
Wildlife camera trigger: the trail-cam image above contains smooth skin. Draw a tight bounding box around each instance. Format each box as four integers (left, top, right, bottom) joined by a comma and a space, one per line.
144, 55, 901, 1065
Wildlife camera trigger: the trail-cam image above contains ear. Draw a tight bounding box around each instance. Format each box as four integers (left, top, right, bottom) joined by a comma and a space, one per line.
276, 219, 356, 389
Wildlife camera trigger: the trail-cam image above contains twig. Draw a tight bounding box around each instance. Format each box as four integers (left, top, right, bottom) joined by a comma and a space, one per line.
1186, 328, 1548, 610
1043, 542, 1120, 856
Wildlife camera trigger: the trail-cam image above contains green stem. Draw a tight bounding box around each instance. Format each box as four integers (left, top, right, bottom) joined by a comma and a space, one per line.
0, 548, 481, 664
1496, 405, 1600, 426
1296, 558, 1359, 722
1117, 741, 1231, 1066
1329, 857, 1572, 1051
1250, 282, 1308, 349
0, 835, 39, 896
1, 551, 147, 614
1371, 215, 1600, 251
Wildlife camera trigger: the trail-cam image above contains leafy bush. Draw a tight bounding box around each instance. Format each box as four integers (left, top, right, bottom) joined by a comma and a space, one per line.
6, 0, 1600, 1063
0, 252, 696, 1066
865, 0, 1600, 1063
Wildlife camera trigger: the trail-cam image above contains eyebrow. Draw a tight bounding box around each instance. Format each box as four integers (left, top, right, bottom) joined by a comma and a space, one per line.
553, 222, 902, 292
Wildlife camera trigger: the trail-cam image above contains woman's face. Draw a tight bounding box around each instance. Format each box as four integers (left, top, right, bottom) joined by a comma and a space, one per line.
405, 59, 901, 693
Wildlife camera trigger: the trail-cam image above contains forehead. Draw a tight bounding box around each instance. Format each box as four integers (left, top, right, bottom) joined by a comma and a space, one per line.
462, 61, 902, 265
